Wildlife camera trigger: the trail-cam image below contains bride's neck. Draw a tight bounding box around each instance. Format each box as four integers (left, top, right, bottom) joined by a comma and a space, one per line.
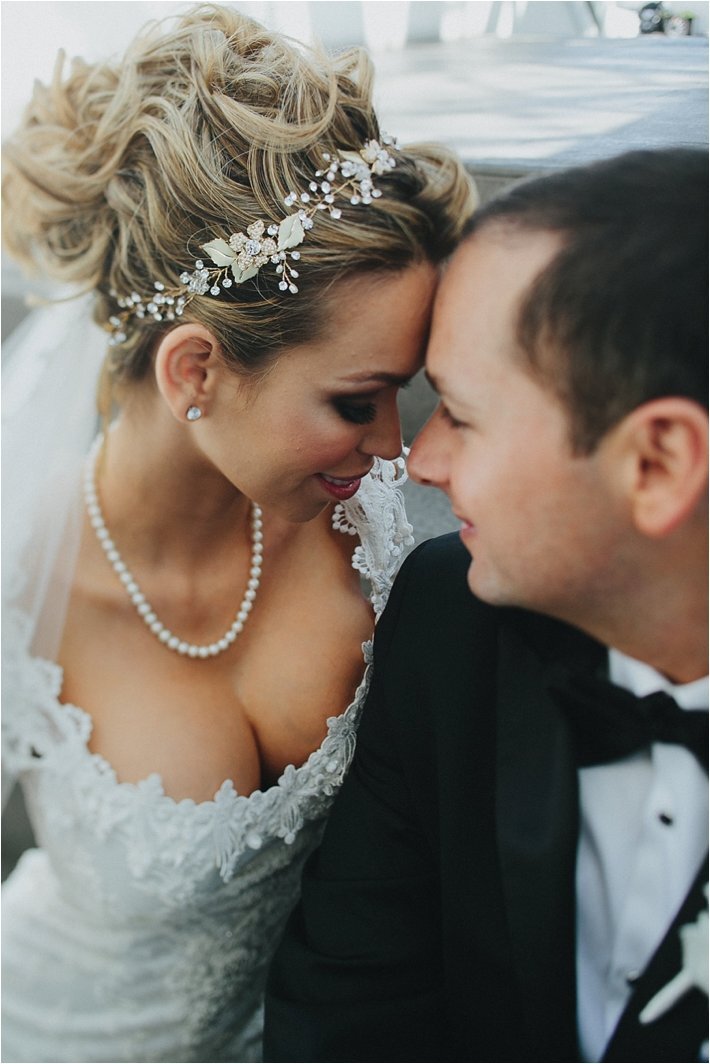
96, 400, 251, 567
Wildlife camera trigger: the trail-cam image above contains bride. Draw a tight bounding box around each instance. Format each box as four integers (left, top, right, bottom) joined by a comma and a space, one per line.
1, 4, 475, 1062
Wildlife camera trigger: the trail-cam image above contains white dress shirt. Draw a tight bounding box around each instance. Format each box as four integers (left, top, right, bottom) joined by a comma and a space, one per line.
576, 649, 708, 1062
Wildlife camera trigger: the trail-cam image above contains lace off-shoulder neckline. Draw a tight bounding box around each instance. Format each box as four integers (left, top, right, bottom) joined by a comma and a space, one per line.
2, 456, 412, 879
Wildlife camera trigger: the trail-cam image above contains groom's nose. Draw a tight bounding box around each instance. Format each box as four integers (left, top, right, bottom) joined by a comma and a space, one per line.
408, 405, 451, 490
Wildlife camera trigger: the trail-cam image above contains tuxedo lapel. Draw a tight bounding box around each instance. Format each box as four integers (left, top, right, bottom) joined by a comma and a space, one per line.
604, 856, 709, 1063
494, 615, 582, 1059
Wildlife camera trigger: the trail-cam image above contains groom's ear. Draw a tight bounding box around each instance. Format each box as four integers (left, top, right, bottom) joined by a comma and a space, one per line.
617, 397, 708, 538
153, 325, 222, 423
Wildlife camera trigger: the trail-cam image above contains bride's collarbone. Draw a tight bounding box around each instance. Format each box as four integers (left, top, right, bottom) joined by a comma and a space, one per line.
58, 511, 373, 802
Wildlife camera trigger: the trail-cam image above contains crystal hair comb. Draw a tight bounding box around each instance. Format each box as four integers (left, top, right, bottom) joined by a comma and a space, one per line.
107, 136, 397, 345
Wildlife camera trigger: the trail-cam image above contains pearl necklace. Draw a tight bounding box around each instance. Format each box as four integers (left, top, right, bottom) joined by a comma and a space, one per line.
84, 434, 263, 659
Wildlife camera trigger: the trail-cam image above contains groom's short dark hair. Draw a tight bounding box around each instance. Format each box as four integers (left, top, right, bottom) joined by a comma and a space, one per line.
466, 148, 708, 453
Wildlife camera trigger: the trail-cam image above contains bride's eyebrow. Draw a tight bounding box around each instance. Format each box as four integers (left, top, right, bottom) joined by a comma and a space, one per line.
337, 371, 413, 387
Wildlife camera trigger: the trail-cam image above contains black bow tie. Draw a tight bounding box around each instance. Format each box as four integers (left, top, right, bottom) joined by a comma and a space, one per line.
546, 667, 708, 771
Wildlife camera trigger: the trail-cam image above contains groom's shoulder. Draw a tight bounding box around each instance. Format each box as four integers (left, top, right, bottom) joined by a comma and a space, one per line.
378, 533, 502, 665
395, 532, 478, 607
388, 533, 497, 630
383, 533, 574, 661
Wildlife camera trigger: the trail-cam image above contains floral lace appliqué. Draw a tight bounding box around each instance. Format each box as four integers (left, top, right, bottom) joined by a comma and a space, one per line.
333, 454, 413, 617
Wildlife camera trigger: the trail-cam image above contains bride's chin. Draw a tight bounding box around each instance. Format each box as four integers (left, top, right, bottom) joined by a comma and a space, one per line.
294, 500, 332, 524
266, 492, 330, 525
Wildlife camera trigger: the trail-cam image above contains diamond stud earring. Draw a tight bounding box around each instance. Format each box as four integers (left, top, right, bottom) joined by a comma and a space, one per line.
186, 405, 202, 422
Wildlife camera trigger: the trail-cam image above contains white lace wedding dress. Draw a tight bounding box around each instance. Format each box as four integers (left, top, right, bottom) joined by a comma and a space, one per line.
1, 456, 413, 1064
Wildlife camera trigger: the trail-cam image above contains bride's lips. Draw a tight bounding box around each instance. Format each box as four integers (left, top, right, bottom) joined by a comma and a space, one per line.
315, 471, 368, 501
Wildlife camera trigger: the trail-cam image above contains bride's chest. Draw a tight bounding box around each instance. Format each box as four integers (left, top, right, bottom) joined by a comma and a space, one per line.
58, 550, 373, 803
20, 660, 360, 909
16, 585, 372, 905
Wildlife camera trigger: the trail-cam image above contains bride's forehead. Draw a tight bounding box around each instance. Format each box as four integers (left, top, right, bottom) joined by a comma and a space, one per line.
290, 266, 436, 360
212, 265, 434, 398
262, 342, 423, 394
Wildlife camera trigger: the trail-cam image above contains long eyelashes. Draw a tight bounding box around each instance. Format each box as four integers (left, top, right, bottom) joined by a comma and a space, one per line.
334, 400, 377, 425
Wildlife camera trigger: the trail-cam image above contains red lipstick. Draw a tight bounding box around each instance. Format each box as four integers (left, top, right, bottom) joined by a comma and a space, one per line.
315, 473, 364, 501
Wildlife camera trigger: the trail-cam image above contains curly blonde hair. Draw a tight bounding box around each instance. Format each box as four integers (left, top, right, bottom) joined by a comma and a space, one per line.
3, 4, 476, 396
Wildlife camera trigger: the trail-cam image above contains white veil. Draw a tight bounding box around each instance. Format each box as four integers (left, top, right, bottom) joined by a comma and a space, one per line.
2, 293, 107, 662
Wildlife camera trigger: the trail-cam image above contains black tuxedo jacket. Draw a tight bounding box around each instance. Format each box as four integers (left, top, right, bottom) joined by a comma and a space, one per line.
264, 535, 707, 1062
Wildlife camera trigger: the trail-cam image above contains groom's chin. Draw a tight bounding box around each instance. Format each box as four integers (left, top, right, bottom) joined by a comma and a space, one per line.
465, 558, 478, 596
465, 559, 508, 608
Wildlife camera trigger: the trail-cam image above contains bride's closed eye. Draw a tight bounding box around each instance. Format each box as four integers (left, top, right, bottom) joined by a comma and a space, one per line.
333, 399, 377, 424
333, 377, 413, 426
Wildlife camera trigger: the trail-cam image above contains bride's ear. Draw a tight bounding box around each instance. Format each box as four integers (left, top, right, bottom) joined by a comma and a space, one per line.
153, 325, 222, 423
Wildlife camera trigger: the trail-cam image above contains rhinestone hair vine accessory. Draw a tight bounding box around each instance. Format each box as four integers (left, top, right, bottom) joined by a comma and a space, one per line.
107, 136, 397, 346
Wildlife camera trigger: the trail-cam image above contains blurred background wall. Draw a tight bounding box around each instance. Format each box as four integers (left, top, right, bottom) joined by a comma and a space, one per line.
2, 0, 709, 141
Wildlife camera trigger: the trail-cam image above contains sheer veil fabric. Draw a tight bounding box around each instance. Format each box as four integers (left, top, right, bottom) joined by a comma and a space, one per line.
2, 295, 104, 665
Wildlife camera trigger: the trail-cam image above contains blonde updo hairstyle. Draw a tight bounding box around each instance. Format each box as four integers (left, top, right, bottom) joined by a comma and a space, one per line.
3, 4, 476, 411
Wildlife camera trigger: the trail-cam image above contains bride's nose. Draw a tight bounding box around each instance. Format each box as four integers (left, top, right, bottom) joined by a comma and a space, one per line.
357, 403, 403, 461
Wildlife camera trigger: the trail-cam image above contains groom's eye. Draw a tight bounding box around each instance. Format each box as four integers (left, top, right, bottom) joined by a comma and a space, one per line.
439, 403, 465, 429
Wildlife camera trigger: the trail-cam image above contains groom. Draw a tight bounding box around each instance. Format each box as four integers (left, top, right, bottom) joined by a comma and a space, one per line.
263, 149, 708, 1062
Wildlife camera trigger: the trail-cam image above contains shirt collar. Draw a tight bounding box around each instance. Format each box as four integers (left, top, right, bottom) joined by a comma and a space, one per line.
608, 647, 708, 711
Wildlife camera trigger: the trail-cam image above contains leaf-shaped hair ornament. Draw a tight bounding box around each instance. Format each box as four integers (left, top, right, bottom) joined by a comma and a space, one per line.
106, 136, 397, 345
